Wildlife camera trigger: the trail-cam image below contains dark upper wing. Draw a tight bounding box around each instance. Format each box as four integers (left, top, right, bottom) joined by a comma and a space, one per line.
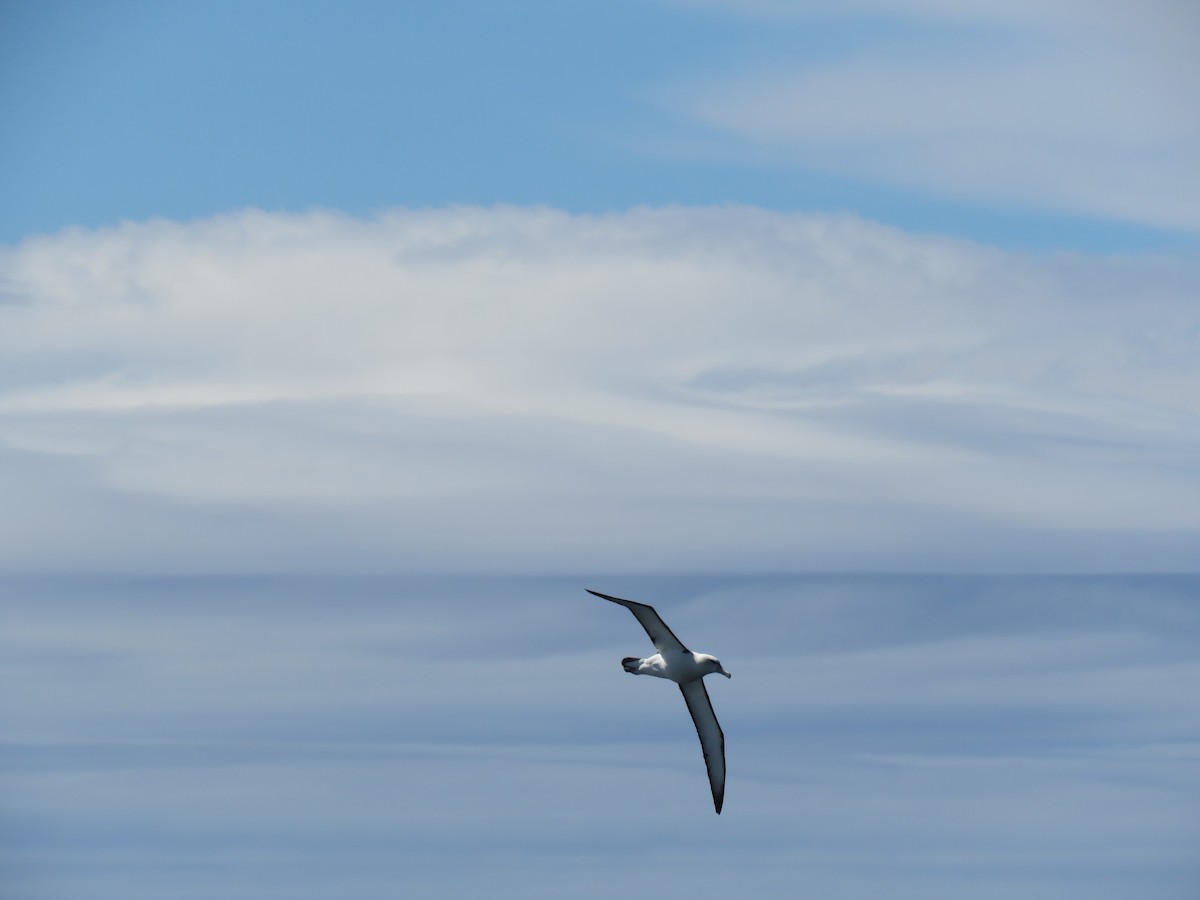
586, 589, 688, 654
680, 679, 726, 814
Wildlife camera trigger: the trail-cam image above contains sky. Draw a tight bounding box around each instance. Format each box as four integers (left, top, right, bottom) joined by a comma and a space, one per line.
4, 574, 1199, 899
3, 0, 1200, 249
2, 2, 1199, 898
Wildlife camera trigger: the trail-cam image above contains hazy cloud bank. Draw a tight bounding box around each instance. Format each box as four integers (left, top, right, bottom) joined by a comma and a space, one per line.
3, 573, 1198, 899
660, 0, 1200, 230
1, 206, 1196, 572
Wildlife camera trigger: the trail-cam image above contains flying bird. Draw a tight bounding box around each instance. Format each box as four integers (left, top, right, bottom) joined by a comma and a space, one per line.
587, 588, 731, 814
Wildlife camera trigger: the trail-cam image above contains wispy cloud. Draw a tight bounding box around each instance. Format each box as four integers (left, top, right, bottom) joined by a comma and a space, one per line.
1, 207, 1196, 572
658, 1, 1200, 230
3, 574, 1198, 898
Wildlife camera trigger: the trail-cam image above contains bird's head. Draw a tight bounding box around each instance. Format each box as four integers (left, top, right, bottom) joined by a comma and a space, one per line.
700, 654, 732, 678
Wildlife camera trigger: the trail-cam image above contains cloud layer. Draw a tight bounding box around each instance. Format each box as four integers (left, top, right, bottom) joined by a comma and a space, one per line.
661, 0, 1200, 230
4, 573, 1198, 899
1, 206, 1197, 572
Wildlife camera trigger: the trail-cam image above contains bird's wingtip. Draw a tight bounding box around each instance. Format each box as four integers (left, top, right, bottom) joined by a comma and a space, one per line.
586, 588, 638, 607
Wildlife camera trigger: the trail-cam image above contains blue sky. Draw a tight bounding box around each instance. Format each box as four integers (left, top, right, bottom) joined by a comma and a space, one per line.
3, 4, 1200, 899
3, 0, 1199, 250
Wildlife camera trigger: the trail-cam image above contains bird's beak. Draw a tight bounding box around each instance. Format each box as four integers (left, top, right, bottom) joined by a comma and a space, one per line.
722, 669, 732, 678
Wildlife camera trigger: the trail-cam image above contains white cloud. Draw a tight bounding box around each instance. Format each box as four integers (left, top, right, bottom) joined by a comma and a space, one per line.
659, 1, 1200, 230
0, 206, 1196, 572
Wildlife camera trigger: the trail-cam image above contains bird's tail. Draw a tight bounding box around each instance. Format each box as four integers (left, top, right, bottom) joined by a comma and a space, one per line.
621, 657, 640, 674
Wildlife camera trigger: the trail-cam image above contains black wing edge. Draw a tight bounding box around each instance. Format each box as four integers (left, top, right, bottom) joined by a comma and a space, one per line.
584, 588, 689, 652
680, 681, 726, 815
585, 588, 646, 607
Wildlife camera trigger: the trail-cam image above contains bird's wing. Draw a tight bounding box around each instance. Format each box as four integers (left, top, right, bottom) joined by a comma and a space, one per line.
680, 679, 726, 814
586, 589, 688, 654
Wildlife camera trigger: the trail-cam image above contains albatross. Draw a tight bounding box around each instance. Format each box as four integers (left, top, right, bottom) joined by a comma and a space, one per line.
587, 588, 731, 814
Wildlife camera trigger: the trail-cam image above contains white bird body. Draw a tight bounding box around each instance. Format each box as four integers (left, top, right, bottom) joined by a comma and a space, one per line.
623, 649, 724, 682
587, 589, 731, 814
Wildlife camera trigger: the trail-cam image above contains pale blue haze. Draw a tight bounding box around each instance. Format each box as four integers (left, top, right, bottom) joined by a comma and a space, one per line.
3, 574, 1199, 900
